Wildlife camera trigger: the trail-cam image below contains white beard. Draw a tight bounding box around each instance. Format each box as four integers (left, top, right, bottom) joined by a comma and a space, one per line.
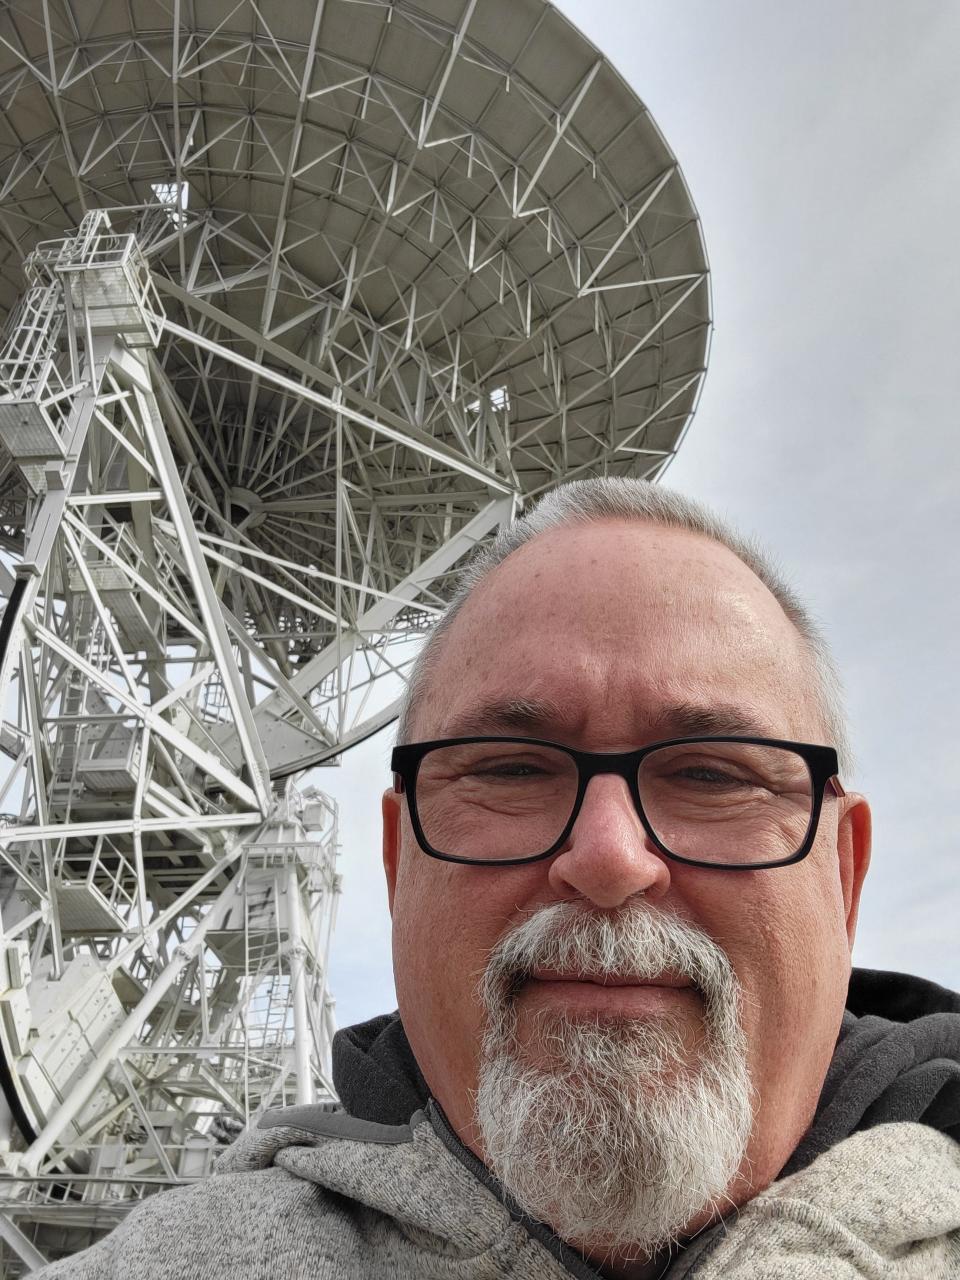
474, 902, 755, 1261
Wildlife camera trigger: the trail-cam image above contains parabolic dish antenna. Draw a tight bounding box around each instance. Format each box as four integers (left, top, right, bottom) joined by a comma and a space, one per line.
0, 0, 709, 1268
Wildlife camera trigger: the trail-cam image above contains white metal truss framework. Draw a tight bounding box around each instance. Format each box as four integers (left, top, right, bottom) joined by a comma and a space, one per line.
0, 214, 347, 1272
0, 0, 710, 1270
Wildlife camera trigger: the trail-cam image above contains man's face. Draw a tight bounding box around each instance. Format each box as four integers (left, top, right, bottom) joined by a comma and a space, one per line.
382, 519, 871, 1256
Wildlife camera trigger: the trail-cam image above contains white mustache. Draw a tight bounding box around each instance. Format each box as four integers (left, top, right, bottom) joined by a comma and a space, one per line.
480, 900, 738, 1028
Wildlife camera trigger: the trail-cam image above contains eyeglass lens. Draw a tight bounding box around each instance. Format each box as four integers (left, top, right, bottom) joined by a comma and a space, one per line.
413, 740, 815, 864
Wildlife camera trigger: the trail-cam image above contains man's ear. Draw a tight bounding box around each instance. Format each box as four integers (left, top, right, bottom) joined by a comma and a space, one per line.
836, 792, 872, 947
382, 786, 402, 916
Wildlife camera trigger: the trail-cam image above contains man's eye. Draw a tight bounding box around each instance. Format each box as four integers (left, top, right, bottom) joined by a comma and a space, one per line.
670, 766, 757, 789
468, 759, 550, 778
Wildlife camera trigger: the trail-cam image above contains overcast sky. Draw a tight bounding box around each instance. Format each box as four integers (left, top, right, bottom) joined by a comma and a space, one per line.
321, 0, 960, 1031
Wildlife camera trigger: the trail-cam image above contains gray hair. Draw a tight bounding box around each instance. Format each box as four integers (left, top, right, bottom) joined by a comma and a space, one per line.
397, 478, 852, 776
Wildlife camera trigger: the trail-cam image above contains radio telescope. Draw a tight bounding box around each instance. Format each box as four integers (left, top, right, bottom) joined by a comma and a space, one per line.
0, 0, 709, 1269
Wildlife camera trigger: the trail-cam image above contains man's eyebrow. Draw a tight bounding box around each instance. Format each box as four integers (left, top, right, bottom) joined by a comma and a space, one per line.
440, 698, 570, 737
649, 701, 776, 739
439, 698, 775, 741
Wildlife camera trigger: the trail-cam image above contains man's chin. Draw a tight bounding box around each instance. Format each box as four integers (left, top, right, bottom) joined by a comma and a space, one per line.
475, 1027, 754, 1256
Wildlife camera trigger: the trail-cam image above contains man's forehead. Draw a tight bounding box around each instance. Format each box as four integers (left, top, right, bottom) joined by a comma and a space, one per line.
468, 519, 778, 616
448, 519, 797, 653
417, 520, 815, 743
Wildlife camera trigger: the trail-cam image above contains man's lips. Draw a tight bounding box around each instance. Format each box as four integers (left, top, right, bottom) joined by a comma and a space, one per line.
516, 969, 699, 1016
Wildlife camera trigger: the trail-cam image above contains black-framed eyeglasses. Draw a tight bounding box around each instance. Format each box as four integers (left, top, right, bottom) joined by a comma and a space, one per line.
391, 736, 844, 870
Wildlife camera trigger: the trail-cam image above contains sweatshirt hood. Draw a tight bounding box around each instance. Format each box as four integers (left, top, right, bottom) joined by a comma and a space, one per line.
781, 965, 960, 1173
333, 1009, 430, 1125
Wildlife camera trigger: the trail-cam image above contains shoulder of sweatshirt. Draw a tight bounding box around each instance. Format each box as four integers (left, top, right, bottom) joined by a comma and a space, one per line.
28, 1163, 330, 1279
671, 1122, 960, 1280
26, 1107, 574, 1280
29, 1110, 429, 1278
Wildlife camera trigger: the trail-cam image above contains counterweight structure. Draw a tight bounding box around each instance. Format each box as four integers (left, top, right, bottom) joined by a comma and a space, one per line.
0, 0, 709, 1270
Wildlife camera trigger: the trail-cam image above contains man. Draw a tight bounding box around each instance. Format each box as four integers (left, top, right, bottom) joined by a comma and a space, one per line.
36, 478, 960, 1277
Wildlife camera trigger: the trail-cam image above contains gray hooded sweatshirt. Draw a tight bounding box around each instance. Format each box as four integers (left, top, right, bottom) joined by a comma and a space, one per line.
31, 968, 960, 1278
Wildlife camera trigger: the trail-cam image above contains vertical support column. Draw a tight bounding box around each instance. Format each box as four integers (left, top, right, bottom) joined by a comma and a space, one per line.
286, 863, 313, 1107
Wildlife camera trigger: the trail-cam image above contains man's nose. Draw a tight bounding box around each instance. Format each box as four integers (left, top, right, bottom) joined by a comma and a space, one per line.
546, 773, 672, 908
